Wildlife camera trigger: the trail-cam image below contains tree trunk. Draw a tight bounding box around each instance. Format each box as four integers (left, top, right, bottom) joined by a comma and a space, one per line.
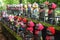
19, 0, 22, 3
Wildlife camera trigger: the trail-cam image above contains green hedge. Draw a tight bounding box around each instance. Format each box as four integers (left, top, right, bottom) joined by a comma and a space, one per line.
26, 17, 60, 30
0, 22, 22, 40
20, 16, 60, 30
0, 16, 60, 40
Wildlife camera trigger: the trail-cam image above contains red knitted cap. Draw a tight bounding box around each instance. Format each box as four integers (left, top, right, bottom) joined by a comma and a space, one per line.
47, 26, 55, 35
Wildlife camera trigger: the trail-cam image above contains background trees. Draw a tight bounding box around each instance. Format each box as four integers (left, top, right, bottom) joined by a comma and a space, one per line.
1, 0, 60, 6
3, 0, 19, 4
0, 0, 60, 10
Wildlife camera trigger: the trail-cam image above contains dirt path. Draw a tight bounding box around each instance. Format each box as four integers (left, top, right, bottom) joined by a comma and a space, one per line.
0, 26, 6, 40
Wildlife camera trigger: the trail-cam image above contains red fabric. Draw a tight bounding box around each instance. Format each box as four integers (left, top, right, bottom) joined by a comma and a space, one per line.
23, 18, 27, 23
46, 36, 51, 40
27, 21, 35, 33
35, 30, 40, 35
18, 17, 23, 21
48, 10, 53, 14
27, 27, 33, 33
38, 23, 44, 31
47, 26, 55, 35
52, 3, 57, 9
35, 23, 44, 35
28, 21, 34, 27
14, 16, 18, 19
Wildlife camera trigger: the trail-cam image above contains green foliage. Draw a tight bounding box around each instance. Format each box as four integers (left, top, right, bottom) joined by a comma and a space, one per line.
0, 22, 22, 40
21, 16, 60, 30
2, 0, 60, 7
47, 0, 60, 7
0, 6, 6, 10
0, 6, 3, 10
23, 0, 45, 4
3, 0, 19, 4
58, 0, 60, 7
2, 0, 19, 10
